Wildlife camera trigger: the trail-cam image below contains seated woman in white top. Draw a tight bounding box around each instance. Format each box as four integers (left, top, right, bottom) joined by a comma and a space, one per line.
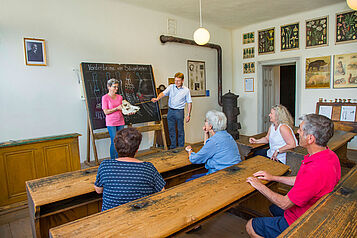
249, 104, 298, 164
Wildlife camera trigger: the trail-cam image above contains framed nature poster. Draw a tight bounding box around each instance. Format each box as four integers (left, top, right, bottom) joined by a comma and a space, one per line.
187, 60, 206, 97
333, 53, 357, 88
306, 16, 328, 48
305, 56, 331, 89
243, 47, 255, 59
243, 62, 255, 74
336, 10, 357, 44
281, 23, 299, 51
243, 32, 255, 44
258, 28, 275, 54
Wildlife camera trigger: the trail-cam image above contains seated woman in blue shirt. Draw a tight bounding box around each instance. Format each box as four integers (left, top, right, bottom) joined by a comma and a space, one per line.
185, 110, 242, 181
94, 128, 166, 211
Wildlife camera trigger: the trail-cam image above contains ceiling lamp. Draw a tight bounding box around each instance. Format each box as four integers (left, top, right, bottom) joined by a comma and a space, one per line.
193, 0, 210, 45
347, 0, 357, 10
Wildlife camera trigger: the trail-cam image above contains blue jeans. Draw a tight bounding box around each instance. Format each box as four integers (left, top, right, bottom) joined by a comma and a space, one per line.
167, 108, 185, 149
107, 125, 124, 159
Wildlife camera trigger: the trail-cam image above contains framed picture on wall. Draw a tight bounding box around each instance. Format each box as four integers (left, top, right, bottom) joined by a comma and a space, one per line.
305, 56, 331, 89
305, 16, 328, 48
258, 27, 275, 55
333, 52, 357, 88
281, 22, 299, 51
24, 38, 47, 66
243, 62, 255, 74
187, 60, 206, 97
243, 32, 255, 44
336, 10, 357, 44
243, 47, 255, 59
244, 78, 254, 92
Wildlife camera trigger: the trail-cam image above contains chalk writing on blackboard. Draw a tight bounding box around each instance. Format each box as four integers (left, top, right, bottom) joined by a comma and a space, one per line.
81, 63, 161, 130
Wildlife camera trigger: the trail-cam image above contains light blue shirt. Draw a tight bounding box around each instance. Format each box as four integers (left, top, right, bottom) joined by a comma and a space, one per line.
189, 130, 241, 174
163, 84, 192, 109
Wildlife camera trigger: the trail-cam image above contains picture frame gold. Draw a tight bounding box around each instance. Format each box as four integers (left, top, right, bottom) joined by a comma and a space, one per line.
24, 38, 47, 66
258, 27, 275, 55
305, 16, 328, 49
244, 78, 254, 92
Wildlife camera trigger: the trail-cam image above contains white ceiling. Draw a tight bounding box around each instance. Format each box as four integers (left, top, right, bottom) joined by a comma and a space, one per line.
117, 0, 345, 29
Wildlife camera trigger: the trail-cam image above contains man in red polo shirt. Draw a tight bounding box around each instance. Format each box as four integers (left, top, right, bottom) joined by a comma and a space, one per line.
245, 114, 341, 238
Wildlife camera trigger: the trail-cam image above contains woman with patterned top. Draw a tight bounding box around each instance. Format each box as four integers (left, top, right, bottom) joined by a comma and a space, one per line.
94, 127, 165, 211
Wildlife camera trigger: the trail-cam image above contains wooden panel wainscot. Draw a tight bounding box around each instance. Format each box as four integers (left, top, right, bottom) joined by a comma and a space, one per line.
0, 133, 81, 209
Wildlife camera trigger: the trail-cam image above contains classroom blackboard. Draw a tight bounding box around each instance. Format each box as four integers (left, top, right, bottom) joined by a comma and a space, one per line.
81, 62, 161, 130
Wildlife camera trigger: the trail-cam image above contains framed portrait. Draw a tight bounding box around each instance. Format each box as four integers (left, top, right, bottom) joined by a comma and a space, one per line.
333, 52, 357, 88
243, 47, 255, 59
243, 32, 255, 44
281, 22, 299, 51
306, 16, 328, 48
336, 10, 357, 44
258, 27, 275, 55
244, 78, 254, 92
243, 62, 255, 74
24, 38, 47, 66
305, 56, 331, 89
187, 60, 206, 97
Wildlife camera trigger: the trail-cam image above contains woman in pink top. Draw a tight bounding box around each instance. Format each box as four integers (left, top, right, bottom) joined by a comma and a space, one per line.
102, 78, 125, 159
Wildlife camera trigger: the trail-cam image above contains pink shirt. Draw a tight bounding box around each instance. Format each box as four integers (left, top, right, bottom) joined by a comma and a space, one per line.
102, 94, 125, 126
284, 148, 341, 225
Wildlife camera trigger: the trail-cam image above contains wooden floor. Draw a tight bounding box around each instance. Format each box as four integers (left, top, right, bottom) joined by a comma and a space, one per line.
1, 149, 356, 238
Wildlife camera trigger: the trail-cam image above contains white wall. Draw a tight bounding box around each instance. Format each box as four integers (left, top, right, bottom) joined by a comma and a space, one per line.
232, 2, 357, 148
0, 0, 233, 162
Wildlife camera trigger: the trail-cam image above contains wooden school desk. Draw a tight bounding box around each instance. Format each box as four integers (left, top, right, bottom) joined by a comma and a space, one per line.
49, 156, 290, 238
286, 130, 356, 175
237, 127, 299, 160
26, 143, 205, 238
279, 165, 357, 238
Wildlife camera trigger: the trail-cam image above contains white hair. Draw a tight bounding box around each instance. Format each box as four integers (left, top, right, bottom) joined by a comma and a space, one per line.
205, 110, 227, 132
107, 78, 119, 87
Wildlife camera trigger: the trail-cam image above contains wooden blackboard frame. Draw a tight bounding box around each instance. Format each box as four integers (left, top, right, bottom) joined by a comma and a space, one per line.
80, 62, 167, 165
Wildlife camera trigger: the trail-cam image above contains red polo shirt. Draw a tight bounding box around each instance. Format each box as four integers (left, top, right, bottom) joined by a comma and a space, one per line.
284, 148, 341, 225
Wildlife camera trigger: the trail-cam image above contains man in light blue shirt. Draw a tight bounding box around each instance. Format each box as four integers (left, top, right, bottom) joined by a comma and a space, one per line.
151, 72, 192, 149
185, 110, 241, 180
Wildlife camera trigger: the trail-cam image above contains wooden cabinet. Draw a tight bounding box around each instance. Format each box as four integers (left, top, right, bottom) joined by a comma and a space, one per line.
0, 133, 81, 208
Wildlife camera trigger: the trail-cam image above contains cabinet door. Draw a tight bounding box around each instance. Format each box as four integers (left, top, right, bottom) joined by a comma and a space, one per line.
0, 149, 39, 206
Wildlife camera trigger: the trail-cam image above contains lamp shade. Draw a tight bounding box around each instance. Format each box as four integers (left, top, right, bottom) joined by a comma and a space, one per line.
347, 0, 357, 10
193, 27, 210, 45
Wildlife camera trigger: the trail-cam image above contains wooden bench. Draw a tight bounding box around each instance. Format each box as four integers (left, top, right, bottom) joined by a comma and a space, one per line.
26, 144, 206, 238
279, 165, 357, 237
49, 156, 290, 238
286, 130, 356, 175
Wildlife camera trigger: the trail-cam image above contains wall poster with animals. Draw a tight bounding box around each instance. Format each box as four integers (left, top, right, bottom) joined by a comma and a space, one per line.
336, 10, 357, 44
333, 53, 357, 88
305, 56, 331, 89
258, 28, 275, 55
281, 23, 299, 51
306, 16, 328, 48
